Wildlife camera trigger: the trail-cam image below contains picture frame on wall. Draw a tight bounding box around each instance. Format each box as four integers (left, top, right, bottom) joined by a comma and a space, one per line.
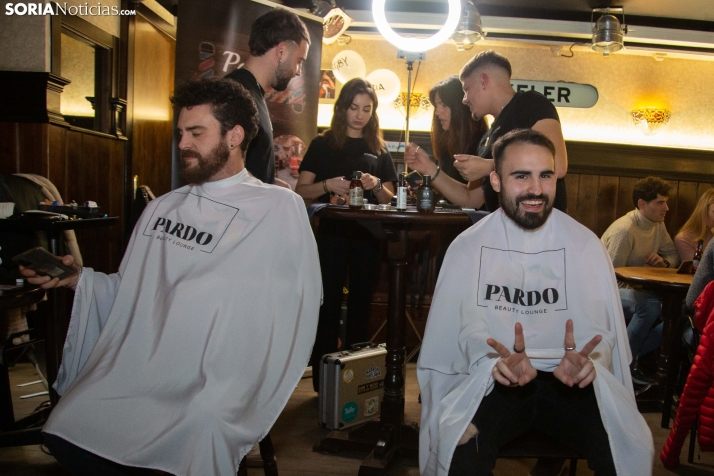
318, 70, 336, 103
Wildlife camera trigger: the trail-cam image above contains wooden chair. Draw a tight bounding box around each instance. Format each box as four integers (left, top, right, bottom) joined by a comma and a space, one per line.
498, 430, 583, 476
236, 434, 277, 476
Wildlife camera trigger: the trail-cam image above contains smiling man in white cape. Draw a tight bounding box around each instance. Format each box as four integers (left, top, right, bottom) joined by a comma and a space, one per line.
417, 129, 653, 475
22, 78, 321, 476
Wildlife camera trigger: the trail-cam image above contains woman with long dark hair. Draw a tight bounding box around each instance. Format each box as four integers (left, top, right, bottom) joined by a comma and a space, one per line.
296, 78, 397, 391
404, 76, 488, 207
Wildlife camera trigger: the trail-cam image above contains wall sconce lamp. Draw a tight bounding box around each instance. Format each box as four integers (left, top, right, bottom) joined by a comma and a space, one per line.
631, 108, 671, 136
393, 92, 431, 119
591, 7, 627, 56
451, 1, 484, 51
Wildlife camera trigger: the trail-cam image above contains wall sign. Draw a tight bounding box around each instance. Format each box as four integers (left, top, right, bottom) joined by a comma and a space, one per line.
510, 80, 598, 108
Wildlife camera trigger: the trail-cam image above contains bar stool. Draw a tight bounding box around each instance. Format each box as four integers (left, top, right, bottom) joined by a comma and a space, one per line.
236, 434, 277, 476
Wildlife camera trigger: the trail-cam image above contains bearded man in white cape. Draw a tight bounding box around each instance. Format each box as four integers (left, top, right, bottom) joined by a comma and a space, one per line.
20, 77, 322, 476
417, 129, 654, 476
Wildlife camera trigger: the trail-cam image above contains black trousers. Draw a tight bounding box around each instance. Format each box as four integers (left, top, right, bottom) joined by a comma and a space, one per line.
44, 433, 163, 476
448, 372, 616, 476
310, 222, 382, 391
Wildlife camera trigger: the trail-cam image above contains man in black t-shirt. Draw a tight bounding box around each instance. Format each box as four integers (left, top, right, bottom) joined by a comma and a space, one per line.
455, 51, 568, 212
225, 9, 310, 188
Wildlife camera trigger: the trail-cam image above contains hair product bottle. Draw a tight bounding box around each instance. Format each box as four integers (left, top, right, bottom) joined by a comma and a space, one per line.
417, 175, 435, 212
349, 171, 363, 209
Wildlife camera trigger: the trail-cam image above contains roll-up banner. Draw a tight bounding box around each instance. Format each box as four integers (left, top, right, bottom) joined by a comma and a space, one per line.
173, 0, 323, 189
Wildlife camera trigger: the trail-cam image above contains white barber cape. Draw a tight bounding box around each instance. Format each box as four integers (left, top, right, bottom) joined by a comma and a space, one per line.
417, 208, 654, 476
44, 170, 322, 476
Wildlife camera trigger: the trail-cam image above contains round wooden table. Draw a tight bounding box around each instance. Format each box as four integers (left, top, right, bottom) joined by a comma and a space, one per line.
314, 205, 479, 474
614, 266, 692, 427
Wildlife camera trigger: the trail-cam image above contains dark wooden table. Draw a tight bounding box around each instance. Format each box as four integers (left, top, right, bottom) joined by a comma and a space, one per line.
313, 205, 478, 476
0, 285, 46, 447
614, 266, 692, 428
0, 217, 117, 407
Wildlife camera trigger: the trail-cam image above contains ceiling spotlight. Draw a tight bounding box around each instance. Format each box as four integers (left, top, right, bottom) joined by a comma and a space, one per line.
452, 1, 484, 50
591, 7, 627, 56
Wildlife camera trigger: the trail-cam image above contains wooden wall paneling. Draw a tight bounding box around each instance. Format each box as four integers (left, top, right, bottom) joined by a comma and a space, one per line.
18, 123, 49, 176
671, 181, 699, 236
616, 177, 639, 219
47, 125, 68, 198
573, 174, 599, 232
68, 133, 126, 274
130, 12, 176, 199
696, 183, 714, 199
564, 173, 579, 217
567, 141, 714, 182
595, 175, 620, 238
0, 123, 19, 174
65, 130, 84, 203
82, 134, 102, 203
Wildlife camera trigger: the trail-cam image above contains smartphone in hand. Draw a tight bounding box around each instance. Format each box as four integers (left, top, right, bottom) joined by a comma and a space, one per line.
12, 247, 77, 280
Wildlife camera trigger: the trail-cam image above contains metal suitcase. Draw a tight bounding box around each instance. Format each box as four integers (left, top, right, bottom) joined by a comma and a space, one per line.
319, 343, 387, 430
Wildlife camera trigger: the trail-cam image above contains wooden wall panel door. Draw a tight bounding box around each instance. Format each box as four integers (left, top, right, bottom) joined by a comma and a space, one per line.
573, 174, 599, 232
0, 122, 50, 176
65, 129, 85, 202
670, 181, 699, 236
616, 177, 639, 220
595, 176, 619, 238
563, 173, 579, 216
697, 183, 714, 199
130, 13, 175, 199
47, 125, 68, 197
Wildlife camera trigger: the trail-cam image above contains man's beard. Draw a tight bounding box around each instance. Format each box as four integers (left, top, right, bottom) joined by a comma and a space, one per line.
272, 60, 294, 91
180, 141, 230, 185
499, 191, 554, 230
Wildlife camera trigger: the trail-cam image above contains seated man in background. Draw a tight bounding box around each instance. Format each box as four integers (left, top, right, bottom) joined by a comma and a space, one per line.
601, 176, 680, 384
418, 129, 653, 476
21, 77, 322, 476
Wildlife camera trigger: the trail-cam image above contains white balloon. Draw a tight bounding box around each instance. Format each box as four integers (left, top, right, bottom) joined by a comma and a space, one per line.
331, 50, 366, 83
365, 69, 401, 103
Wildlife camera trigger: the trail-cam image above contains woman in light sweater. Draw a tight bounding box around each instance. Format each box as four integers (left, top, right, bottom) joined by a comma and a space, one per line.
675, 188, 714, 261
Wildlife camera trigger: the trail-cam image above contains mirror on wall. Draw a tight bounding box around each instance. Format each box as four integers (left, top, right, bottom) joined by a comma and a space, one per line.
60, 31, 97, 130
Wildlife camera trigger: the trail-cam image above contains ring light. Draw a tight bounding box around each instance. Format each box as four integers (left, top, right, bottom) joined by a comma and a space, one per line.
372, 0, 461, 52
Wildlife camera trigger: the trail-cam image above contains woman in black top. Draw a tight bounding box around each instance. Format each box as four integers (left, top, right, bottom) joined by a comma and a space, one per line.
404, 76, 488, 208
297, 78, 397, 391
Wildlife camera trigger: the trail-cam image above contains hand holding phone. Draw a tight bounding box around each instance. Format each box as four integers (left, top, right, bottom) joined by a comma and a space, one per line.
13, 248, 79, 290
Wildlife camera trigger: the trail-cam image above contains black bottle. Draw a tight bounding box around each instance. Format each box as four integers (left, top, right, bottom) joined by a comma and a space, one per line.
417, 175, 435, 212
693, 239, 704, 273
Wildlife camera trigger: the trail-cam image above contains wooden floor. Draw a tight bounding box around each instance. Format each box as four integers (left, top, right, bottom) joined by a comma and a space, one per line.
1, 362, 713, 476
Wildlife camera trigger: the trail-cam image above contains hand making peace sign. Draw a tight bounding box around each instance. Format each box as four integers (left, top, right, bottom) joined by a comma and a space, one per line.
553, 319, 602, 388
487, 320, 602, 388
487, 322, 537, 387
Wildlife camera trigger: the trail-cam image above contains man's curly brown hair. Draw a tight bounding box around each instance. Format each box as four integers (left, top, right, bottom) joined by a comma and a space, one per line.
170, 78, 259, 152
632, 176, 672, 208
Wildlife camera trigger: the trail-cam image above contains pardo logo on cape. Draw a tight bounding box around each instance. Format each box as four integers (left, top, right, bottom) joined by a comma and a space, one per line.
477, 247, 567, 312
152, 218, 213, 245
143, 191, 239, 253
484, 285, 558, 306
